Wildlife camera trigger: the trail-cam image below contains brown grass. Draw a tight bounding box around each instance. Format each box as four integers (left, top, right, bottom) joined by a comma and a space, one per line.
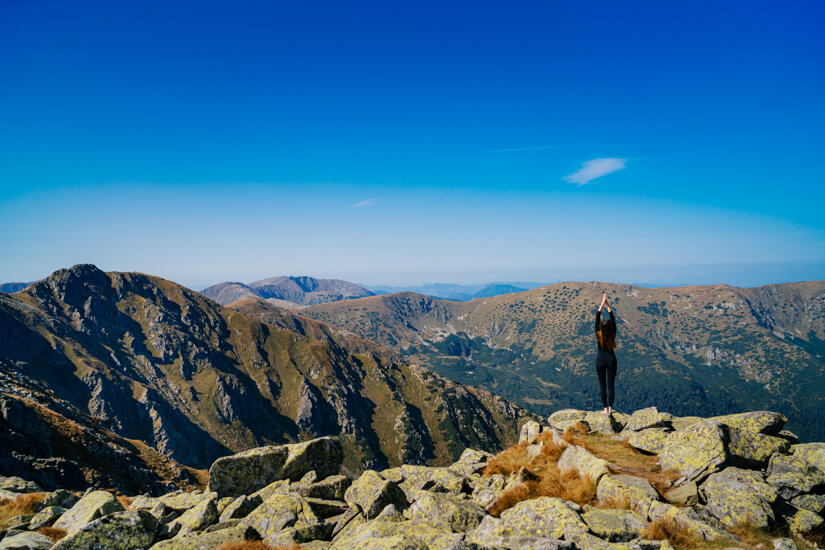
38, 526, 68, 541
0, 493, 47, 529
484, 431, 596, 516
643, 517, 816, 550
117, 495, 133, 509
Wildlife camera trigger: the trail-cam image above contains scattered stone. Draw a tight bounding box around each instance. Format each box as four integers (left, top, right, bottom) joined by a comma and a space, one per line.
404, 490, 486, 532
668, 416, 702, 431
52, 490, 124, 535
664, 481, 698, 506
218, 494, 261, 522
597, 474, 659, 509
701, 470, 775, 529
344, 470, 409, 520
557, 444, 611, 484
240, 492, 318, 539
791, 442, 825, 474
766, 453, 825, 499
448, 448, 492, 478
659, 420, 728, 482
710, 411, 787, 436
520, 420, 545, 443
0, 532, 53, 550
791, 494, 825, 515
786, 507, 824, 537
624, 428, 671, 455
468, 497, 588, 544
163, 491, 218, 536
397, 465, 468, 495
623, 407, 667, 432
773, 538, 798, 550
28, 506, 65, 529
51, 509, 157, 550
548, 409, 588, 432
581, 506, 647, 541
584, 411, 623, 435
208, 436, 343, 497
0, 476, 41, 494
728, 427, 790, 469
39, 490, 78, 510
647, 501, 732, 541
300, 475, 352, 501
149, 525, 261, 549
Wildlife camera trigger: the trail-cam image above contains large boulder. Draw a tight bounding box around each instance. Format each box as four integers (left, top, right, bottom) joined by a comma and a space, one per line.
786, 508, 824, 537
52, 490, 124, 535
584, 411, 623, 435
404, 490, 486, 532
581, 506, 646, 542
448, 448, 492, 478
557, 444, 611, 484
548, 409, 588, 432
345, 471, 409, 520
240, 492, 319, 539
700, 469, 775, 529
148, 525, 260, 549
467, 497, 588, 544
728, 427, 790, 468
623, 407, 667, 432
218, 494, 261, 522
791, 494, 825, 515
647, 501, 732, 541
0, 532, 54, 550
791, 442, 825, 474
299, 475, 352, 501
208, 436, 342, 497
28, 506, 65, 530
0, 476, 41, 494
329, 517, 461, 550
623, 428, 670, 455
51, 510, 157, 550
397, 465, 468, 495
658, 420, 728, 481
766, 453, 825, 499
664, 481, 698, 506
710, 411, 786, 435
163, 492, 218, 537
158, 491, 213, 511
596, 474, 659, 509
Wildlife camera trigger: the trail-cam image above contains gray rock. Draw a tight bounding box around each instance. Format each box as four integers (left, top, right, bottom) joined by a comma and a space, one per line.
52, 490, 124, 535
547, 409, 588, 432
658, 420, 728, 482
0, 476, 40, 495
766, 453, 825, 499
0, 532, 54, 550
148, 525, 260, 549
164, 491, 218, 537
208, 436, 343, 497
700, 470, 775, 529
664, 481, 698, 506
28, 506, 65, 530
581, 507, 647, 541
218, 494, 261, 522
623, 407, 667, 432
344, 470, 409, 520
51, 510, 157, 550
727, 427, 790, 469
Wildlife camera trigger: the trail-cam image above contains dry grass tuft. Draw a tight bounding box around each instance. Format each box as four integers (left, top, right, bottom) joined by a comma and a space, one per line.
483, 441, 529, 478
642, 517, 707, 549
0, 493, 47, 529
38, 526, 68, 541
597, 495, 632, 510
117, 495, 133, 509
563, 421, 591, 439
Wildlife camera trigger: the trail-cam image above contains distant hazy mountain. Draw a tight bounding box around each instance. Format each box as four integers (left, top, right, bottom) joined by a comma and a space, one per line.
368, 282, 544, 301
301, 281, 825, 441
201, 275, 375, 306
0, 281, 33, 293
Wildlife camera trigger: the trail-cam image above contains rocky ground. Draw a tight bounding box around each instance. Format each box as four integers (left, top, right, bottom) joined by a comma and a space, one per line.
1, 408, 823, 550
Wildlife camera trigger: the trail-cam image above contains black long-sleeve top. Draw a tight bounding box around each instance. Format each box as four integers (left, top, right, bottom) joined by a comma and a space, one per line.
595, 309, 616, 352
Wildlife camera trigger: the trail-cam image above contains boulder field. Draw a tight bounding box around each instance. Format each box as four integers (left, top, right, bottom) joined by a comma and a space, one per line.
1, 407, 823, 549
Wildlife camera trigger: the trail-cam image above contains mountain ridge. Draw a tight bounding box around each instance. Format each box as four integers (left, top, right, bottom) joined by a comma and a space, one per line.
201, 275, 374, 306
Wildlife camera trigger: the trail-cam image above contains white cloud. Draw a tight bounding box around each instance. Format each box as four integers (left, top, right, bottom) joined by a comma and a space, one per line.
564, 158, 627, 185
354, 198, 378, 207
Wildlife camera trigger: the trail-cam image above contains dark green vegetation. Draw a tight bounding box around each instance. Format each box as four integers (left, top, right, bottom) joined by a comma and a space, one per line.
0, 265, 532, 484
301, 282, 825, 441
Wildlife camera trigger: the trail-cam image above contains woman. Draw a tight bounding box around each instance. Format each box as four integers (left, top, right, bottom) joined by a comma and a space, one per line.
595, 292, 618, 415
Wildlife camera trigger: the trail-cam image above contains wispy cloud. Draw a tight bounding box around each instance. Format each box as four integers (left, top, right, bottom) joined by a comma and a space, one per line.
564, 158, 627, 185
487, 144, 557, 153
354, 198, 378, 207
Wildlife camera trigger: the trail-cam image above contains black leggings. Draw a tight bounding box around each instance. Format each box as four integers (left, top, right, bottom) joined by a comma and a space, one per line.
596, 351, 617, 408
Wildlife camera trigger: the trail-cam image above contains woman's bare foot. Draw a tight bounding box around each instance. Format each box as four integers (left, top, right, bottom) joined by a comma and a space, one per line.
603, 407, 609, 415
608, 406, 613, 415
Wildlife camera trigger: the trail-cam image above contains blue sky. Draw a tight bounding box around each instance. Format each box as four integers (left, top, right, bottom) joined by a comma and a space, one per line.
1, 1, 823, 287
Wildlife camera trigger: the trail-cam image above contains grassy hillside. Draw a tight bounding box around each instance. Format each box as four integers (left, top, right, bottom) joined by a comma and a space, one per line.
301, 281, 825, 440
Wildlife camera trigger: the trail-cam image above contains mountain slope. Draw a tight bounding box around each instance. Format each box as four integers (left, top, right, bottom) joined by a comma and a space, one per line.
0, 282, 32, 293
0, 265, 532, 473
201, 276, 374, 306
300, 282, 825, 441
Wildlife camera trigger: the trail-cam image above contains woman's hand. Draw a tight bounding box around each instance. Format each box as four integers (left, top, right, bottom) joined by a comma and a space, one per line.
599, 292, 607, 311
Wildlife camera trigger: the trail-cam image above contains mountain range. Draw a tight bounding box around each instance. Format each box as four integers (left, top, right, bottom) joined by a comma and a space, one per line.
367, 282, 545, 301
200, 275, 375, 307
298, 281, 825, 441
0, 265, 533, 487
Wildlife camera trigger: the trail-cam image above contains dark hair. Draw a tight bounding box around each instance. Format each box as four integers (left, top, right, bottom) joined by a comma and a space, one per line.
597, 318, 616, 351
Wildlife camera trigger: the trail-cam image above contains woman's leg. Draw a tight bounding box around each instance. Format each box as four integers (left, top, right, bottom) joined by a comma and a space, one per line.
596, 362, 608, 409
606, 359, 617, 409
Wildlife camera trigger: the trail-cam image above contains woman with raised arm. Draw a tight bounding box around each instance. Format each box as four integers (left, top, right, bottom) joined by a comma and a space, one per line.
595, 292, 618, 415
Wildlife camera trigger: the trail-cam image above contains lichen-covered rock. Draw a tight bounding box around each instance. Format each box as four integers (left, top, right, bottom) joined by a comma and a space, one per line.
557, 444, 611, 484
158, 491, 212, 511
52, 490, 124, 535
149, 525, 261, 549
218, 494, 261, 522
240, 492, 319, 538
404, 490, 485, 532
520, 420, 545, 443
710, 411, 787, 436
702, 467, 778, 505
773, 538, 798, 550
39, 490, 79, 510
700, 470, 775, 529
51, 510, 157, 550
164, 491, 218, 536
0, 476, 41, 494
647, 501, 732, 541
265, 521, 335, 546
397, 465, 468, 495
728, 427, 790, 468
300, 475, 352, 501
668, 415, 702, 431
28, 506, 65, 530
329, 517, 457, 550
785, 507, 824, 537
791, 442, 825, 474
345, 470, 410, 520
624, 428, 670, 455
664, 481, 698, 506
791, 494, 825, 515
597, 474, 659, 508
448, 448, 492, 478
581, 506, 646, 541
208, 436, 343, 497
467, 497, 588, 544
584, 411, 623, 435
766, 453, 825, 499
548, 409, 588, 432
623, 407, 667, 432
0, 531, 54, 550
658, 420, 728, 481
